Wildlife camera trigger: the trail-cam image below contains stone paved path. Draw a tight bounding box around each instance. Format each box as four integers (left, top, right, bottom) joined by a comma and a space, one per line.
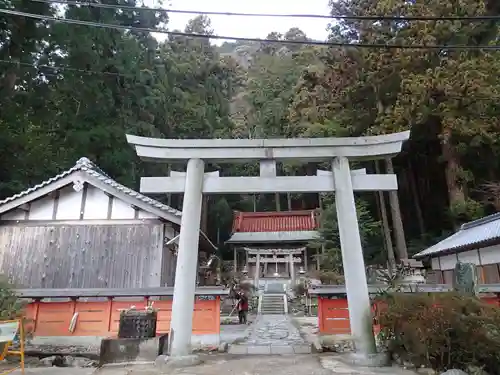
228, 314, 311, 355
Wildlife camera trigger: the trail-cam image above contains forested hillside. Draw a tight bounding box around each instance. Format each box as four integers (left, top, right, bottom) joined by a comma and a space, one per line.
2, 0, 500, 269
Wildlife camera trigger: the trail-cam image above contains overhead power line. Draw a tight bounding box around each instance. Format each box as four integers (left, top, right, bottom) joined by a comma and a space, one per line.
2, 8, 500, 50
0, 58, 129, 77
31, 0, 500, 22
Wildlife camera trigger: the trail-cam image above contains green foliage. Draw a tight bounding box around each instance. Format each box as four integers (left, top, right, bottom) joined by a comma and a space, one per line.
0, 278, 24, 320
377, 293, 500, 373
449, 198, 485, 223
0, 8, 241, 198
309, 270, 345, 285
293, 282, 308, 297
3, 0, 500, 265
289, 0, 500, 243
312, 194, 382, 272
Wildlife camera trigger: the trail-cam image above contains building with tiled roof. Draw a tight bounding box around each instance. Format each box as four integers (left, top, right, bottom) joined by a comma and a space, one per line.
0, 157, 215, 289
227, 210, 320, 285
414, 212, 500, 284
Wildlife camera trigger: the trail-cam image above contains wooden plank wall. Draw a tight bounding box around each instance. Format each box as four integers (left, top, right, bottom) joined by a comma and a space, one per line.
161, 226, 177, 287
0, 223, 165, 288
427, 264, 500, 285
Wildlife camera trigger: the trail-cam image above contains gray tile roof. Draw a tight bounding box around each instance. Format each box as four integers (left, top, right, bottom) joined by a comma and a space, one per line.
0, 157, 182, 221
414, 213, 500, 259
226, 230, 319, 244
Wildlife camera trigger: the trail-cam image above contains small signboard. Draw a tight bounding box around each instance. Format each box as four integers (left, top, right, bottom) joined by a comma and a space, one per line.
196, 295, 216, 301
0, 319, 25, 375
0, 322, 19, 344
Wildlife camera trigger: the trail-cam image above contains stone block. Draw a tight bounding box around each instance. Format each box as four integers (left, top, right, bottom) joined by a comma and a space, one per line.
218, 342, 229, 353
312, 338, 323, 353
270, 345, 294, 355
440, 370, 468, 375
99, 335, 168, 366
293, 345, 312, 354
343, 351, 390, 367
228, 345, 248, 355
155, 354, 202, 369
247, 345, 271, 355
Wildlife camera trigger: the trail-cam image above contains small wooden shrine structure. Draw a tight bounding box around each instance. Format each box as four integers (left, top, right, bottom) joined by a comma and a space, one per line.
227, 210, 320, 285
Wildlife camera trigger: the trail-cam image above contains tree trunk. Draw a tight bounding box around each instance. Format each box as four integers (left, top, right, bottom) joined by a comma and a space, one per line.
1, 70, 18, 96
375, 161, 396, 269
441, 129, 466, 218
201, 196, 209, 233
407, 160, 426, 237
386, 158, 408, 260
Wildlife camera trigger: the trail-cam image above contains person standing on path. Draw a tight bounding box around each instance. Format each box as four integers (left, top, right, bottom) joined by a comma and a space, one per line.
236, 291, 248, 324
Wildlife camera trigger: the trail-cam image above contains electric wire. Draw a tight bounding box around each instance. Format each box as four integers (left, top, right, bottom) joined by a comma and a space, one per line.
0, 59, 130, 77
3, 5, 500, 102
30, 0, 500, 22
2, 8, 500, 50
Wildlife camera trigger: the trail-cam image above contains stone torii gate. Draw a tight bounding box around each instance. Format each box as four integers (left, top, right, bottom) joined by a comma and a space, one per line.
126, 132, 410, 362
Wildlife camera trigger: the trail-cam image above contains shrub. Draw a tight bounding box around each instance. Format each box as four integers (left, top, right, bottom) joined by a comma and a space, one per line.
375, 292, 500, 374
309, 270, 344, 285
293, 282, 307, 297
0, 278, 24, 320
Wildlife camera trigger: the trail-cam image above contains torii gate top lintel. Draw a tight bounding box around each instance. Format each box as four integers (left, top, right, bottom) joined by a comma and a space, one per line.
125, 131, 410, 162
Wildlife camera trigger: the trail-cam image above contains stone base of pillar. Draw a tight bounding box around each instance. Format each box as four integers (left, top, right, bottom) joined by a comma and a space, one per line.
155, 354, 203, 369
342, 352, 390, 367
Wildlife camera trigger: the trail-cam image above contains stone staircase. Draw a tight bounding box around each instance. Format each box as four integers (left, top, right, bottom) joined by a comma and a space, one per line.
259, 294, 286, 315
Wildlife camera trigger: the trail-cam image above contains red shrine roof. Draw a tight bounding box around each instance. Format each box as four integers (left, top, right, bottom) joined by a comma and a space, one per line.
232, 210, 318, 233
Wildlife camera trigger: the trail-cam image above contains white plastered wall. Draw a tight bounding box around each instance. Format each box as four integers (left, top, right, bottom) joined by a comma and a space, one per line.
431, 245, 500, 270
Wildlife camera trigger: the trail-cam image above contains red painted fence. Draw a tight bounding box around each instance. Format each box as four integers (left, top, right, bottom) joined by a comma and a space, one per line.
16, 287, 227, 338
314, 289, 500, 335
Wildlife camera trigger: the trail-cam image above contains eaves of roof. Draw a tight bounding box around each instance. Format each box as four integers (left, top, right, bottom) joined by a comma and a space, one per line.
0, 157, 182, 225
414, 212, 500, 259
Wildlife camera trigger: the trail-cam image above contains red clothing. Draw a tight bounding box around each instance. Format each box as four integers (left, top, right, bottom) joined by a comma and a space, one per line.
238, 295, 249, 311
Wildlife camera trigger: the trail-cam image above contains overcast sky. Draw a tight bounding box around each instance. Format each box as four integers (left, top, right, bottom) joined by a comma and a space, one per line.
150, 0, 332, 43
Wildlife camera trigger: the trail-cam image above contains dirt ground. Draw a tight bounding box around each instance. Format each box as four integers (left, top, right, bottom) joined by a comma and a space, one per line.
8, 353, 421, 375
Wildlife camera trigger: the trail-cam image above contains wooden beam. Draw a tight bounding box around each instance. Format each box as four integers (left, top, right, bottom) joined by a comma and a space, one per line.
18, 204, 30, 212
140, 174, 398, 194
15, 286, 230, 299
308, 283, 500, 295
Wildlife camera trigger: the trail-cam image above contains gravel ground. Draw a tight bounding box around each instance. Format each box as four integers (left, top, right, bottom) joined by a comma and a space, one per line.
120, 354, 334, 375
7, 353, 421, 375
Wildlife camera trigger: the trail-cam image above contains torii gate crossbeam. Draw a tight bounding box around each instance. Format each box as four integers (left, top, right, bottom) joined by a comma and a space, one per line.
126, 131, 410, 365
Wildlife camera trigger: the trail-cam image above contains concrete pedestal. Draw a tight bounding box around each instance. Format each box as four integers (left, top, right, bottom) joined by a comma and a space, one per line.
99, 335, 168, 366
343, 352, 390, 367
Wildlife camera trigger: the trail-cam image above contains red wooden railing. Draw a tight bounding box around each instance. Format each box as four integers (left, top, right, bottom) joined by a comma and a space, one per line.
16, 287, 227, 337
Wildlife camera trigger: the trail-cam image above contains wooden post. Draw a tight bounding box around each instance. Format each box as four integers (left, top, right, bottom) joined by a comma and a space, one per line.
375, 161, 396, 270
386, 158, 408, 260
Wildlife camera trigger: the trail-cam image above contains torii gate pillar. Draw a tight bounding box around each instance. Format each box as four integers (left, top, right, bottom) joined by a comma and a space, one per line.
169, 158, 205, 357
333, 156, 376, 354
